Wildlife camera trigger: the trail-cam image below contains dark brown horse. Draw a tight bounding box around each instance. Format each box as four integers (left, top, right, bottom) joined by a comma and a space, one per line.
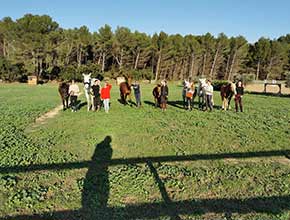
119, 77, 132, 105
58, 82, 70, 110
152, 84, 161, 107
220, 82, 236, 110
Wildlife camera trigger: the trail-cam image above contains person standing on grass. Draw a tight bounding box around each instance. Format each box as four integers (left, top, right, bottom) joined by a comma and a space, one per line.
131, 81, 141, 107
69, 79, 80, 112
91, 79, 101, 111
205, 79, 213, 111
186, 83, 195, 111
101, 80, 112, 113
235, 80, 244, 112
160, 80, 169, 112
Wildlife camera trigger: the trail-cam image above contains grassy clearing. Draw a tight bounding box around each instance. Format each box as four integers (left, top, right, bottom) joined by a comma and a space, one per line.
0, 83, 289, 220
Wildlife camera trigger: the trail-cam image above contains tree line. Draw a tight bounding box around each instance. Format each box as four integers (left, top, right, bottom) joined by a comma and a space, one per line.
1, 14, 290, 82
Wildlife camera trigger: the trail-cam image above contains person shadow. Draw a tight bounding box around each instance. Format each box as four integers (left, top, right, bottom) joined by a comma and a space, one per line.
81, 136, 113, 220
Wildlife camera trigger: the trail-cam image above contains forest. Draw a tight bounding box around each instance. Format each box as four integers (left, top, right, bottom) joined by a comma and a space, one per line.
1, 14, 290, 82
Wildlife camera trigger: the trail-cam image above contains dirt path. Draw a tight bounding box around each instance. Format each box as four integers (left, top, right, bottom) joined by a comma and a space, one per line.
25, 104, 64, 132
26, 93, 84, 132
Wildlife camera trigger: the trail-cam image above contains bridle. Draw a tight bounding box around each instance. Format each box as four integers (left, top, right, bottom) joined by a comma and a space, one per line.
83, 78, 91, 91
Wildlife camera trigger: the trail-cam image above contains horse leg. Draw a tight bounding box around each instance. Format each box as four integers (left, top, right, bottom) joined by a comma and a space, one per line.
228, 95, 233, 110
85, 92, 90, 111
62, 98, 66, 110
65, 97, 69, 109
221, 96, 224, 110
91, 96, 95, 111
224, 99, 228, 111
127, 93, 132, 106
198, 96, 201, 109
124, 93, 128, 105
128, 93, 132, 104
120, 93, 126, 105
154, 98, 157, 107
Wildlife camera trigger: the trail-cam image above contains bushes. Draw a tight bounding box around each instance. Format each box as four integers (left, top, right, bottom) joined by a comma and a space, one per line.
285, 72, 290, 88
59, 65, 78, 81
212, 74, 255, 91
104, 68, 154, 81
212, 80, 228, 91
0, 58, 27, 82
233, 73, 255, 85
131, 69, 154, 81
59, 64, 103, 81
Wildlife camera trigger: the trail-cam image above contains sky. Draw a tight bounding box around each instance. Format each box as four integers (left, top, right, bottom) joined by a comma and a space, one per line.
0, 0, 290, 43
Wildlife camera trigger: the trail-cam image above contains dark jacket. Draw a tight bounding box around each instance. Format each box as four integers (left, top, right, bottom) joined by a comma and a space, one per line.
91, 85, 100, 97
132, 84, 141, 95
161, 85, 168, 97
236, 86, 244, 96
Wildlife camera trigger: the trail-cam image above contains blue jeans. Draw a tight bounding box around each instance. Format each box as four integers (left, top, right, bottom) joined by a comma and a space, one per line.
103, 99, 110, 112
206, 95, 213, 111
135, 93, 141, 107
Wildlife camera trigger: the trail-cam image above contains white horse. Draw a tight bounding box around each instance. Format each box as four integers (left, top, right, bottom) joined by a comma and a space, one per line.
83, 73, 97, 111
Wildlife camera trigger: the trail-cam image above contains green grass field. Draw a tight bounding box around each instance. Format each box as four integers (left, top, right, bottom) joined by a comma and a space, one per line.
0, 83, 289, 220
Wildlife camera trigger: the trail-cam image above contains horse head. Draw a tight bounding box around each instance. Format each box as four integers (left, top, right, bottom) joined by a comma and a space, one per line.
230, 82, 237, 95
83, 73, 92, 89
199, 78, 207, 87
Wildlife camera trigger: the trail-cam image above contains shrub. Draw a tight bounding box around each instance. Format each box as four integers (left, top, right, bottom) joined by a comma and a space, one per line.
59, 64, 103, 81
0, 58, 27, 82
285, 72, 290, 88
233, 74, 255, 85
131, 69, 154, 81
242, 74, 255, 85
212, 80, 228, 91
59, 65, 78, 81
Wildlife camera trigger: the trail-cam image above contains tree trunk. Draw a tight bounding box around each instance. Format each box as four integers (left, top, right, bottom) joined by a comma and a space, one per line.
181, 59, 187, 79
228, 50, 237, 81
65, 44, 73, 65
225, 55, 231, 79
256, 60, 260, 80
202, 52, 207, 76
189, 52, 195, 79
155, 52, 161, 81
102, 52, 106, 72
134, 51, 140, 69
39, 57, 43, 78
97, 53, 101, 65
210, 47, 219, 79
3, 38, 6, 57
266, 57, 273, 80
77, 45, 82, 68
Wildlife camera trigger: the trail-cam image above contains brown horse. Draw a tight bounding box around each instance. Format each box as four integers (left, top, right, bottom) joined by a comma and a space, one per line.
152, 84, 161, 107
58, 82, 70, 110
119, 77, 132, 105
220, 82, 236, 110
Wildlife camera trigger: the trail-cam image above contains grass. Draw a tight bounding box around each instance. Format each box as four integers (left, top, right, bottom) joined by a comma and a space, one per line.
0, 82, 289, 220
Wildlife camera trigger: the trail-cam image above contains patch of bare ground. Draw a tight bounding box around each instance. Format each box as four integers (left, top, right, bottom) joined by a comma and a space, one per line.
25, 105, 63, 132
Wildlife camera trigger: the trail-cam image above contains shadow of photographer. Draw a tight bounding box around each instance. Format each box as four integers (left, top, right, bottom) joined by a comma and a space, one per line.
81, 136, 112, 219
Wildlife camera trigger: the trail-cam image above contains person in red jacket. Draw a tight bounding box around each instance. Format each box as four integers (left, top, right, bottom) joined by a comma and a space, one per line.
101, 80, 112, 113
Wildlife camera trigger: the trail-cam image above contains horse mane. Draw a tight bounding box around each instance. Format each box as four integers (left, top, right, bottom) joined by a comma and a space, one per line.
220, 82, 236, 99
58, 82, 69, 98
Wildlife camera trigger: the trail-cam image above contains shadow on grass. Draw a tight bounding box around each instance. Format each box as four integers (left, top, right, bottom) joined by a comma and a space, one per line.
143, 100, 158, 108
117, 98, 135, 107
0, 144, 289, 220
167, 100, 222, 111
78, 101, 87, 110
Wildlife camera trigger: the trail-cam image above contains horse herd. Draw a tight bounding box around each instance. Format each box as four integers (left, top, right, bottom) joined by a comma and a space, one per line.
58, 74, 237, 112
